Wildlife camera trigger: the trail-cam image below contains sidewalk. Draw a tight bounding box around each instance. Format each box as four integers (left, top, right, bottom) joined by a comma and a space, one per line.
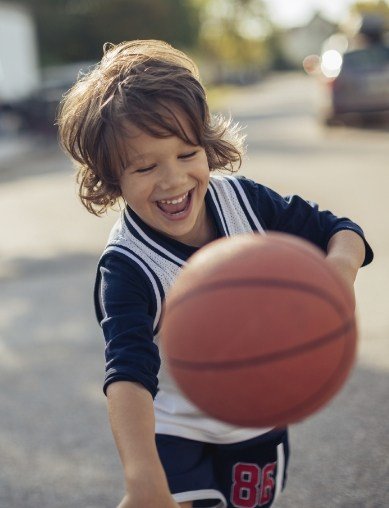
0, 133, 36, 161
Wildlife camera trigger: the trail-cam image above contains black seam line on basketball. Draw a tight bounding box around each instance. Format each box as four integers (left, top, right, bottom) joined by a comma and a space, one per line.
267, 237, 351, 313
226, 321, 356, 427
168, 278, 348, 319
169, 318, 355, 371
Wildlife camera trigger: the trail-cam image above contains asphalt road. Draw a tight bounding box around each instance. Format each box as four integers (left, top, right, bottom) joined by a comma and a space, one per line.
0, 72, 388, 508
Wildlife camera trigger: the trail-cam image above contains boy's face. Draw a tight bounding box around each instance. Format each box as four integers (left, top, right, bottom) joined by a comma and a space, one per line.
119, 112, 211, 247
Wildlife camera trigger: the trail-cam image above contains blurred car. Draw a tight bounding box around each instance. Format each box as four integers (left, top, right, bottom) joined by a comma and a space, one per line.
14, 61, 96, 135
316, 44, 389, 126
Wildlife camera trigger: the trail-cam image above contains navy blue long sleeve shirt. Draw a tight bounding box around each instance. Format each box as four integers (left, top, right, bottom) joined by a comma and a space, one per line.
95, 176, 373, 399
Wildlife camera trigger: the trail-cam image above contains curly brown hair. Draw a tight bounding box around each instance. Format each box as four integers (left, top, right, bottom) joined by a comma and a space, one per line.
57, 40, 245, 215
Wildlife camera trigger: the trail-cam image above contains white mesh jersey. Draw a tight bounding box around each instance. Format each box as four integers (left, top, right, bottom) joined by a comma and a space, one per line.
97, 173, 372, 443
100, 175, 273, 443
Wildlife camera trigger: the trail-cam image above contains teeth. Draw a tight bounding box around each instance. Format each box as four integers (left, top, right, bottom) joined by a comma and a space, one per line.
159, 192, 188, 205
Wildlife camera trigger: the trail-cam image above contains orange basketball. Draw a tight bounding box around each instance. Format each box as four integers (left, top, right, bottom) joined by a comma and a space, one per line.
161, 232, 357, 427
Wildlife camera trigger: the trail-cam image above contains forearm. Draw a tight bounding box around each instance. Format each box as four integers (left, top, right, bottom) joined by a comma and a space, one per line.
326, 229, 366, 283
325, 230, 366, 310
107, 381, 176, 505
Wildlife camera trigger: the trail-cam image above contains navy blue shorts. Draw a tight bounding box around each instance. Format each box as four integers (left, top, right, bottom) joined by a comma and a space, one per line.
156, 428, 289, 508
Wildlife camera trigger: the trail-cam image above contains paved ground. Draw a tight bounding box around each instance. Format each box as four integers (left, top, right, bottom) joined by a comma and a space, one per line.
0, 72, 388, 507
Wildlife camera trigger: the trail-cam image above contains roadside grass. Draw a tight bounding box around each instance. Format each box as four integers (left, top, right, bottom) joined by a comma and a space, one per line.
206, 84, 237, 111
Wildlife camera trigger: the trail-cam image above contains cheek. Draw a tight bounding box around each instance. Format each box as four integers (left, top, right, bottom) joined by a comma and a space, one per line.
118, 180, 129, 200
119, 178, 137, 204
198, 152, 211, 175
201, 150, 209, 165
203, 147, 213, 169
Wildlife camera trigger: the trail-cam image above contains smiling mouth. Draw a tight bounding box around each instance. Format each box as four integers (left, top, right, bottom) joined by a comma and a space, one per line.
156, 189, 193, 215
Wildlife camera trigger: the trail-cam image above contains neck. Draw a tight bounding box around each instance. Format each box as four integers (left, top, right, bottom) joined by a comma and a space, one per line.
192, 206, 217, 248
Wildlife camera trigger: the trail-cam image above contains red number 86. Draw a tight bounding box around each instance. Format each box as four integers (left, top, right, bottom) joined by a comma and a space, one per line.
230, 462, 276, 507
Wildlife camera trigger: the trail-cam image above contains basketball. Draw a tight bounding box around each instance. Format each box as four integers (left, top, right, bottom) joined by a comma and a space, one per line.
161, 232, 357, 427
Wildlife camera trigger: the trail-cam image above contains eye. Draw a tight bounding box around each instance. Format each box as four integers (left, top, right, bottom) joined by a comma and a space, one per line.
179, 151, 197, 160
135, 164, 156, 174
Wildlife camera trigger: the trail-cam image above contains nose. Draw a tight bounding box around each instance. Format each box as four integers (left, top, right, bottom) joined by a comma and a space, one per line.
158, 160, 187, 192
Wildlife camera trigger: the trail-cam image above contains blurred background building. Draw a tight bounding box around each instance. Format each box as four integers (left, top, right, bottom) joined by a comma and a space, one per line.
0, 0, 388, 135
0, 2, 40, 133
279, 13, 338, 68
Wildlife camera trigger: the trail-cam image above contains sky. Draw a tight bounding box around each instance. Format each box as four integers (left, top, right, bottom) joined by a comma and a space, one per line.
263, 0, 357, 28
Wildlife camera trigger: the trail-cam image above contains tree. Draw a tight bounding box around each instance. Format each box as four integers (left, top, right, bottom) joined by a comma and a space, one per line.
191, 0, 273, 82
349, 1, 389, 30
19, 0, 201, 65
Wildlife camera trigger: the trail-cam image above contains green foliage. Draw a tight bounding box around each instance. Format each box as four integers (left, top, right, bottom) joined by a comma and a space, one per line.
19, 0, 276, 80
19, 0, 200, 65
346, 0, 389, 35
192, 0, 273, 82
351, 0, 389, 16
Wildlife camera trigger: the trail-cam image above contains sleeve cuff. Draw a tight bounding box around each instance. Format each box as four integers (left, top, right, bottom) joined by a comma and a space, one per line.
103, 373, 158, 399
328, 226, 374, 267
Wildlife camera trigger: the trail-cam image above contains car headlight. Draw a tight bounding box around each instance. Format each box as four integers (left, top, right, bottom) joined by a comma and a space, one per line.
320, 50, 343, 78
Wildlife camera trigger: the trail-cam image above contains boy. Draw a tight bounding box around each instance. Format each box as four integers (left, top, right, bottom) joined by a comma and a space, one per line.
58, 40, 373, 508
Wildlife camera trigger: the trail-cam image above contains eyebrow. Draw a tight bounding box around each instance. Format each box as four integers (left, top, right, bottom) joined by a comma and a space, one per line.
129, 154, 148, 164
125, 153, 149, 169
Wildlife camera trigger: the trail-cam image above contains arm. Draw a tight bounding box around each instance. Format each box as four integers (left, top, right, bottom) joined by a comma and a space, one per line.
239, 177, 373, 267
325, 229, 366, 304
95, 256, 179, 507
107, 381, 180, 508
